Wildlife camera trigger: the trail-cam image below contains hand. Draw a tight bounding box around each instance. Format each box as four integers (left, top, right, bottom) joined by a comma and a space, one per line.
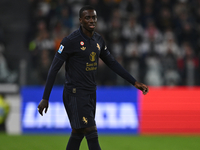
37, 99, 49, 116
134, 81, 149, 95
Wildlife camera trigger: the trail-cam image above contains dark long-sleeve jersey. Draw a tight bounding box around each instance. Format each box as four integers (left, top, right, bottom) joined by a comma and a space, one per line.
42, 27, 136, 100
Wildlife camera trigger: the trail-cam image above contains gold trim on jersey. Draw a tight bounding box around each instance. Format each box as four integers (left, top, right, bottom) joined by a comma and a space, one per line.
97, 43, 100, 50
83, 117, 88, 124
81, 46, 86, 50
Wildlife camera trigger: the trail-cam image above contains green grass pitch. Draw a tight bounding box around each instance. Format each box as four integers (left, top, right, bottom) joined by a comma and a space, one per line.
1, 134, 200, 150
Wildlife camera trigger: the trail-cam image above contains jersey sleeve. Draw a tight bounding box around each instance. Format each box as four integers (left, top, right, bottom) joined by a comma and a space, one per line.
42, 57, 64, 100
55, 37, 72, 61
100, 48, 137, 86
42, 37, 72, 100
99, 39, 110, 58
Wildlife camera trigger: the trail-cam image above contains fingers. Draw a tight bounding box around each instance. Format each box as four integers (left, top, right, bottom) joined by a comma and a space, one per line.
142, 89, 147, 95
38, 106, 48, 116
37, 106, 44, 116
44, 107, 48, 113
142, 87, 149, 95
37, 99, 48, 116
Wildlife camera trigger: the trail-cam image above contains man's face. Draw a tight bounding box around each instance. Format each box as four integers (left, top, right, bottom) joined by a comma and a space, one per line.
80, 9, 97, 32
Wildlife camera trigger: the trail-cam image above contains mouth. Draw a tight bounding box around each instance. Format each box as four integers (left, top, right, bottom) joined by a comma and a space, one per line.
89, 25, 95, 29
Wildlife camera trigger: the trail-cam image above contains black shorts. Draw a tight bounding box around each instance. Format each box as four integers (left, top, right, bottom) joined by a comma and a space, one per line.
63, 87, 96, 129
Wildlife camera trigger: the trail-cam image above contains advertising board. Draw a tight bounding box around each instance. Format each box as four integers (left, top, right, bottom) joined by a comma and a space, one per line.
21, 86, 200, 134
21, 86, 139, 134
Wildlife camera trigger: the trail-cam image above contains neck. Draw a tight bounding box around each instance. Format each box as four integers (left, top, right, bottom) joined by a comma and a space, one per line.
81, 26, 94, 38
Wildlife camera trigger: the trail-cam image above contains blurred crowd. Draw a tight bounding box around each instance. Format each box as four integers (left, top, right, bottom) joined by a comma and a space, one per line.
1, 0, 200, 86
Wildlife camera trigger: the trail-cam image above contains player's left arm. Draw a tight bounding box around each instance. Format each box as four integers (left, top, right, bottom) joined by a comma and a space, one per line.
134, 81, 149, 95
100, 49, 148, 95
100, 52, 136, 84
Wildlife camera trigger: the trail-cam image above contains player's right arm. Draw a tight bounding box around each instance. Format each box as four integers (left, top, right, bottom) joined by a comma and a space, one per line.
38, 37, 72, 116
38, 57, 64, 116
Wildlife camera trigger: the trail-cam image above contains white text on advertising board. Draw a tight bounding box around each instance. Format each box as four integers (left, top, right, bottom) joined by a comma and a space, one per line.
22, 102, 138, 129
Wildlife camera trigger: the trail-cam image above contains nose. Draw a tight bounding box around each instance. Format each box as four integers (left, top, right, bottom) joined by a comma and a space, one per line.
89, 18, 94, 23
89, 17, 95, 23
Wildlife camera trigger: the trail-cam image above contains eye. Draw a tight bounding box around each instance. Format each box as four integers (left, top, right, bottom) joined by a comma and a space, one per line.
85, 16, 90, 20
92, 16, 96, 20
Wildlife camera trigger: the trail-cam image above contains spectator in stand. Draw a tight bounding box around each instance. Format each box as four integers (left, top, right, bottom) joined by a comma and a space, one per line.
0, 43, 17, 83
102, 0, 121, 21
139, 19, 163, 85
178, 22, 198, 49
106, 8, 124, 60
144, 54, 164, 86
143, 19, 163, 43
106, 8, 122, 44
59, 6, 74, 29
37, 49, 51, 84
119, 0, 141, 17
178, 42, 199, 86
85, 0, 107, 21
156, 7, 175, 32
159, 31, 181, 85
121, 15, 144, 43
52, 21, 69, 53
28, 20, 55, 84
124, 38, 140, 83
140, 19, 163, 55
159, 30, 181, 57
155, 0, 174, 11
140, 0, 155, 27
29, 20, 55, 62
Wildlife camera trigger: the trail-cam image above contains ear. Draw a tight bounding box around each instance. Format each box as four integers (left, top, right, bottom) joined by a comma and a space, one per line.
79, 18, 82, 25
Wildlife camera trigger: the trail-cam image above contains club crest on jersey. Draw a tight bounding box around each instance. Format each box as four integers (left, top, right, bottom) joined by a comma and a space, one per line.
80, 41, 84, 46
58, 44, 64, 54
97, 43, 100, 51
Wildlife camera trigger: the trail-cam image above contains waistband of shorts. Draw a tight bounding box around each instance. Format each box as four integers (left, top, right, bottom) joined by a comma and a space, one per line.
64, 85, 96, 95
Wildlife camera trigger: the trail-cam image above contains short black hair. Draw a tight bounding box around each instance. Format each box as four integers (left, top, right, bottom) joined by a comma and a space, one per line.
79, 5, 96, 18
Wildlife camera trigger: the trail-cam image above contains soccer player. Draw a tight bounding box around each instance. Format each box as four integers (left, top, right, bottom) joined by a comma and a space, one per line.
37, 5, 149, 150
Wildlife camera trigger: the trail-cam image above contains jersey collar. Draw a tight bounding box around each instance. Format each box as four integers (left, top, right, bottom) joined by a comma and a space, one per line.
79, 26, 96, 41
